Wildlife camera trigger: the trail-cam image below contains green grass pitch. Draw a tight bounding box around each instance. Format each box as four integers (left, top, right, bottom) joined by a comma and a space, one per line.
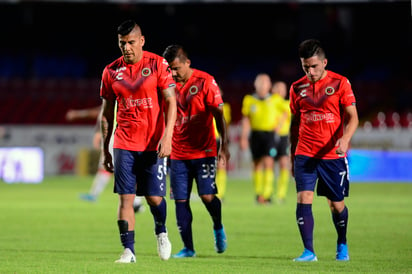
0, 176, 411, 273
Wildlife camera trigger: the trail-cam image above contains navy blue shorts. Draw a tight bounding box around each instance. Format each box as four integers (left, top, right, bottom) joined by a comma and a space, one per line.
294, 155, 350, 201
170, 157, 217, 200
113, 149, 168, 196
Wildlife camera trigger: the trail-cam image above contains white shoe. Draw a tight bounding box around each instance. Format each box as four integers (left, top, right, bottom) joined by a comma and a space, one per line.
115, 248, 136, 263
156, 232, 171, 260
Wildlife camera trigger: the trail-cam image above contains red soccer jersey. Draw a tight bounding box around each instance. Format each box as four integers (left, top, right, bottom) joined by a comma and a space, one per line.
171, 69, 223, 160
100, 51, 175, 151
290, 70, 356, 159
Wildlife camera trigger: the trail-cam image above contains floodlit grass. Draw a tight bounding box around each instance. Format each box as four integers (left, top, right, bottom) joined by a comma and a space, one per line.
0, 176, 411, 273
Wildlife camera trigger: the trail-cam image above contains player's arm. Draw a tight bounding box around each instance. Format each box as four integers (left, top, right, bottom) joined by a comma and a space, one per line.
158, 86, 177, 158
240, 116, 250, 151
335, 105, 359, 156
212, 105, 231, 165
100, 98, 115, 173
65, 106, 102, 121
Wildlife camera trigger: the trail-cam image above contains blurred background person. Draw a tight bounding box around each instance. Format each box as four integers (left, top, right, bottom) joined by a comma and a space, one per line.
271, 81, 292, 204
240, 73, 277, 204
214, 88, 231, 201
66, 106, 144, 212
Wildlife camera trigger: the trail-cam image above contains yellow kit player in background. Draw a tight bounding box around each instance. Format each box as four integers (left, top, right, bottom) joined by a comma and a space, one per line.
271, 81, 292, 204
240, 73, 278, 204
213, 97, 231, 200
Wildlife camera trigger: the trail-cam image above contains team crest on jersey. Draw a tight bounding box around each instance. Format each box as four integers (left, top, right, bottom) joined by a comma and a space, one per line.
142, 68, 151, 77
325, 87, 335, 95
189, 85, 199, 95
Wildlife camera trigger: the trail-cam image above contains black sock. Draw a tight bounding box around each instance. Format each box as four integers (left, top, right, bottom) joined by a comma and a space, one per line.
332, 206, 348, 245
149, 198, 167, 235
296, 203, 314, 253
203, 196, 223, 230
117, 220, 135, 254
175, 201, 194, 251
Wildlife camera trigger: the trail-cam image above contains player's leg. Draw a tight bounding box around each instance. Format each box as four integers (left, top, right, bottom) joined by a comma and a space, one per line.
215, 166, 227, 200
275, 136, 291, 204
319, 158, 350, 261
250, 132, 265, 203
262, 155, 275, 203
113, 149, 137, 263
79, 153, 112, 202
196, 157, 227, 254
276, 155, 290, 203
215, 138, 227, 200
140, 154, 171, 261
293, 155, 318, 262
170, 159, 196, 258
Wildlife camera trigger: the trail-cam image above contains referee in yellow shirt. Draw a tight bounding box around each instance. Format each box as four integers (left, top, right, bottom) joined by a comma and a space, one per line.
240, 73, 278, 204
271, 81, 292, 204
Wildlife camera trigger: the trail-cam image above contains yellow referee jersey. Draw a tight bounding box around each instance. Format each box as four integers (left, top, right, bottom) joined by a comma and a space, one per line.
214, 102, 231, 138
241, 93, 280, 131
272, 93, 291, 136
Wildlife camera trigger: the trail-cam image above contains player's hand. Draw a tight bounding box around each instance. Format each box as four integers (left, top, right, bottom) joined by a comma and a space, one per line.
102, 152, 114, 173
65, 109, 77, 121
157, 137, 172, 158
335, 137, 349, 157
218, 144, 231, 168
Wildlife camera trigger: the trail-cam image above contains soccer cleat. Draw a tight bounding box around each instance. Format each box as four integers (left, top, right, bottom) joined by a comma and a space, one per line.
172, 247, 196, 258
214, 227, 227, 253
293, 248, 318, 262
156, 232, 172, 260
115, 248, 136, 263
79, 193, 96, 202
336, 243, 350, 261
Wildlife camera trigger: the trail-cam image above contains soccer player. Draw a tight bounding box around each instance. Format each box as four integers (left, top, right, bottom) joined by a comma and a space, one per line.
289, 39, 358, 262
65, 106, 144, 213
100, 20, 177, 263
240, 73, 277, 204
271, 81, 292, 204
162, 44, 230, 258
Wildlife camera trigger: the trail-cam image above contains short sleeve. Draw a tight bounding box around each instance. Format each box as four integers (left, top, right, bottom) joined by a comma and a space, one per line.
100, 67, 115, 101
340, 78, 356, 107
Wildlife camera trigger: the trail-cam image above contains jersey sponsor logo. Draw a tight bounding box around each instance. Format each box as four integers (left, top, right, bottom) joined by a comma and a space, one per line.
298, 83, 310, 89
189, 85, 199, 95
300, 89, 307, 97
303, 112, 335, 123
123, 96, 153, 109
142, 68, 151, 77
325, 87, 335, 95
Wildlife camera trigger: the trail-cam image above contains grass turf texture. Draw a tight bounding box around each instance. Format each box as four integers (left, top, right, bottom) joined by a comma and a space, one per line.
0, 176, 411, 273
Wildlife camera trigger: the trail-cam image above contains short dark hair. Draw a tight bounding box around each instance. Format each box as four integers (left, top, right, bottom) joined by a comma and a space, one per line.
298, 39, 326, 59
162, 44, 188, 64
117, 20, 138, 36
